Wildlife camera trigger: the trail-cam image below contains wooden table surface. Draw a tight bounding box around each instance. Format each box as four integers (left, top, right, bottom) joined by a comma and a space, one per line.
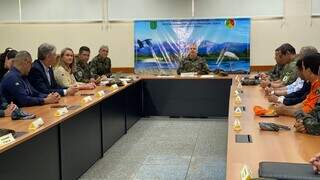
226, 79, 320, 179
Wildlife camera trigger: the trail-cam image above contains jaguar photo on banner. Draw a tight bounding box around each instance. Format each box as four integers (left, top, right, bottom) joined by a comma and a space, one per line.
134, 18, 250, 74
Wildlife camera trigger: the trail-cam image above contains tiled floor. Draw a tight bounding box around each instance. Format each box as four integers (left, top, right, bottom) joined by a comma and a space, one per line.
80, 116, 228, 180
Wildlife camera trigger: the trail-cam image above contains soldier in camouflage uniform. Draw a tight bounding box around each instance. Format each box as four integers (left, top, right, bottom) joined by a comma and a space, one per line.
279, 57, 298, 85
295, 100, 320, 135
177, 44, 210, 75
74, 46, 95, 83
261, 43, 297, 88
89, 45, 112, 78
266, 49, 285, 81
267, 64, 284, 81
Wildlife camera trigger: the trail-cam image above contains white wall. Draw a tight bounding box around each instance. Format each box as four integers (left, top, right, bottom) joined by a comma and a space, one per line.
0, 0, 319, 67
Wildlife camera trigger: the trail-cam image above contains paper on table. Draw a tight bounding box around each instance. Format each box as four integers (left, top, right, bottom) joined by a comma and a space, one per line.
200, 75, 214, 78
180, 72, 197, 77
119, 78, 131, 81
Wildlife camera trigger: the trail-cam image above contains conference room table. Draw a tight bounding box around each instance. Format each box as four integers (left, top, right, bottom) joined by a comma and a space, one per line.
0, 74, 319, 180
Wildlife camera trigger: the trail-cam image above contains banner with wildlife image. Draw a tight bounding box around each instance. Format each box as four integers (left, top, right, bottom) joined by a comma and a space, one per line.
134, 18, 250, 74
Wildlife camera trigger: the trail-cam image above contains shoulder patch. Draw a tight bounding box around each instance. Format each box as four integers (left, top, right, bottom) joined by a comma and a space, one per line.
15, 82, 20, 86
77, 71, 83, 77
282, 76, 288, 82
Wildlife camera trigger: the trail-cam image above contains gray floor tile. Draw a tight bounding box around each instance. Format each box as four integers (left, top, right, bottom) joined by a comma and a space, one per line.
186, 156, 226, 180
186, 164, 226, 180
134, 164, 189, 180
143, 155, 191, 165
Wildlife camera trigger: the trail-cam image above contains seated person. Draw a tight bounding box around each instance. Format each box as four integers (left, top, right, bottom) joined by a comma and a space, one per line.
265, 46, 318, 96
177, 44, 210, 75
28, 43, 78, 96
294, 100, 320, 135
1, 51, 60, 107
310, 153, 320, 174
0, 97, 17, 118
89, 45, 112, 78
74, 46, 99, 84
0, 48, 17, 79
275, 53, 320, 116
267, 59, 311, 105
261, 49, 284, 81
261, 43, 297, 88
54, 48, 95, 90
0, 48, 13, 79
4, 49, 18, 72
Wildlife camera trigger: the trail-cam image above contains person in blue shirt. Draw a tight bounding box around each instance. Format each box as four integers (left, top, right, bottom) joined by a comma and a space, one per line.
28, 43, 78, 96
1, 51, 60, 107
267, 59, 311, 106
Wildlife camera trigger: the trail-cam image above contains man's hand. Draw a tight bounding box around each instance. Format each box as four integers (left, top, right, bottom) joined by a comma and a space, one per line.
80, 83, 96, 90
294, 121, 307, 133
66, 85, 79, 96
274, 103, 286, 115
260, 73, 269, 80
44, 93, 60, 104
100, 75, 108, 81
53, 92, 61, 100
264, 87, 274, 95
260, 79, 271, 88
310, 153, 320, 174
267, 95, 279, 103
4, 102, 17, 117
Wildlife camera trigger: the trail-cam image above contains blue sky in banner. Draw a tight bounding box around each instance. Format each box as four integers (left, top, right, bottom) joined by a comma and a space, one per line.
134, 19, 250, 44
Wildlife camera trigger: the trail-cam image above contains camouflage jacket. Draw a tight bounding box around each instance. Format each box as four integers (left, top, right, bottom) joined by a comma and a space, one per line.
280, 59, 298, 85
267, 64, 284, 81
295, 101, 320, 135
74, 58, 92, 83
89, 55, 112, 77
177, 56, 210, 75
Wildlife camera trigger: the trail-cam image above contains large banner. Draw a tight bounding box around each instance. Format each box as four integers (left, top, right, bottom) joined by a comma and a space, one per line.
134, 18, 250, 74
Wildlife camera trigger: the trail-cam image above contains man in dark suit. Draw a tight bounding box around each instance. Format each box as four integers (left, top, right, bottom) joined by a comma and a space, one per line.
1, 51, 60, 107
28, 43, 78, 96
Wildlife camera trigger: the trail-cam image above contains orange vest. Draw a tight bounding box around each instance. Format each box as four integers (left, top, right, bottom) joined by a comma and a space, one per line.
303, 79, 320, 113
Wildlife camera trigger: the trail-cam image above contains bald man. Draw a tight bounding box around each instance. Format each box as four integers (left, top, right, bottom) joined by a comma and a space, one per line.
177, 44, 210, 75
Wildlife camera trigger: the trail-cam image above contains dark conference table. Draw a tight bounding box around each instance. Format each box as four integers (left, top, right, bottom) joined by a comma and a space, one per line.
0, 76, 232, 180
